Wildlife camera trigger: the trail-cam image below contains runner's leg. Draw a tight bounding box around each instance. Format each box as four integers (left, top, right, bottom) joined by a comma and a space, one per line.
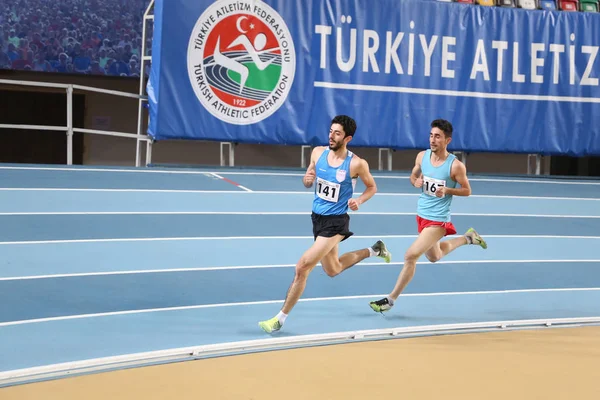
389, 227, 446, 300
425, 228, 488, 262
281, 235, 343, 314
369, 227, 445, 313
258, 235, 342, 333
424, 236, 467, 262
321, 240, 392, 277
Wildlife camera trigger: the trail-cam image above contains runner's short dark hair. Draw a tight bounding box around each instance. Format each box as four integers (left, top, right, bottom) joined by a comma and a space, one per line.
431, 119, 453, 138
332, 115, 357, 137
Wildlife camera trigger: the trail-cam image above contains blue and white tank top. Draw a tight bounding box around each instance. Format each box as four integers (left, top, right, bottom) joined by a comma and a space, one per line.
312, 149, 356, 215
416, 150, 457, 222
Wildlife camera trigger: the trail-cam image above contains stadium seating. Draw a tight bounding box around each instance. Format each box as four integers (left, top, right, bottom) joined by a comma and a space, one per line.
497, 0, 517, 7
558, 0, 579, 10
517, 0, 540, 8
539, 0, 558, 8
580, 0, 599, 11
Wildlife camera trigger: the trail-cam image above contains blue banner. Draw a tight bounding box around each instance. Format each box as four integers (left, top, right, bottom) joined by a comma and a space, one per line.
147, 0, 600, 156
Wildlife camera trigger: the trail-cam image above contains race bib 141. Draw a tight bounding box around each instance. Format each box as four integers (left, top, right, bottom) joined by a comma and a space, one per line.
316, 177, 340, 202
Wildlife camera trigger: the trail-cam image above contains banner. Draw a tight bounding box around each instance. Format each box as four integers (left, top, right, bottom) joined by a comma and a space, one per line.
147, 0, 600, 156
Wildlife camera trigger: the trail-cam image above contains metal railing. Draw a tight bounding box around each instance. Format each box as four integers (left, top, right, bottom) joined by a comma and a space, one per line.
528, 154, 542, 175
136, 0, 155, 167
0, 78, 152, 166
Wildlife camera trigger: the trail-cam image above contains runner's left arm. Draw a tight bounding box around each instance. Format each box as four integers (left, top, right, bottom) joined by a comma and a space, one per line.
446, 160, 472, 196
354, 158, 377, 205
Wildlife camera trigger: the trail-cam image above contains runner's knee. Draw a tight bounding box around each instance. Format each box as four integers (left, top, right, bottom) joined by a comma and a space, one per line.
425, 252, 441, 263
296, 255, 318, 276
404, 250, 420, 264
321, 257, 342, 278
296, 256, 314, 278
322, 259, 342, 277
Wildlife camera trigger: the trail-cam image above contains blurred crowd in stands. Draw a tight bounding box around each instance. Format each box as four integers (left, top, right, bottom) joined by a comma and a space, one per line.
0, 0, 152, 78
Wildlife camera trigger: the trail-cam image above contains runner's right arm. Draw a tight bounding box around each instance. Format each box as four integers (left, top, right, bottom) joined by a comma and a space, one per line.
303, 147, 324, 188
410, 151, 425, 188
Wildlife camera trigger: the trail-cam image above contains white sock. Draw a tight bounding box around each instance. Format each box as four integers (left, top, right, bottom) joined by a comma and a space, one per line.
368, 247, 379, 257
276, 311, 288, 324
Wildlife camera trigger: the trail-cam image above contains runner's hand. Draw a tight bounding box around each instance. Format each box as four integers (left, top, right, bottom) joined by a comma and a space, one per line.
414, 176, 423, 188
348, 198, 361, 211
303, 168, 316, 188
436, 186, 446, 197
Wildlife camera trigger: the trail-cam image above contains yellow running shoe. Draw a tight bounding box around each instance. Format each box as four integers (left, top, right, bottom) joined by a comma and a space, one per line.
258, 316, 283, 333
369, 297, 394, 313
465, 228, 487, 249
372, 240, 392, 263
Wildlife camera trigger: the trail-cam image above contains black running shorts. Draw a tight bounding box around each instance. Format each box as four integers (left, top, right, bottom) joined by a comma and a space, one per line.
311, 212, 354, 241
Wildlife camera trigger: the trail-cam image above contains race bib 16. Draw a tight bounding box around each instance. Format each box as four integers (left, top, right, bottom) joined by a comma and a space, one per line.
423, 176, 446, 197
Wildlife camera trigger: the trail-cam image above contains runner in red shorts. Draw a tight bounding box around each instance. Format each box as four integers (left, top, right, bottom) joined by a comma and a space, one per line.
369, 119, 487, 313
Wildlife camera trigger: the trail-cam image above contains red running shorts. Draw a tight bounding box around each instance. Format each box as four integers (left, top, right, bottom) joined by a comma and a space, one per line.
416, 215, 457, 236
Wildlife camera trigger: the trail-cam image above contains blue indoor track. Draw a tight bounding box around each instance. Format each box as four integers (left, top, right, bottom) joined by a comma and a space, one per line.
0, 164, 599, 386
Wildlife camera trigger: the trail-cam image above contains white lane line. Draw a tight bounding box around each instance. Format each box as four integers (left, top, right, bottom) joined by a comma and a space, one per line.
1, 259, 599, 281
0, 165, 599, 185
0, 234, 598, 246
0, 211, 597, 218
0, 188, 597, 202
1, 287, 599, 327
208, 172, 253, 192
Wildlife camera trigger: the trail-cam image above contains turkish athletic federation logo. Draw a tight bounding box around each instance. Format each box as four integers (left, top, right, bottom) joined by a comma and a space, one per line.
336, 169, 347, 182
187, 0, 296, 125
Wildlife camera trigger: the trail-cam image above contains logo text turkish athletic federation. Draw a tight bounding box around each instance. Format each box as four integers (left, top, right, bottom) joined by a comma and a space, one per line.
187, 0, 296, 125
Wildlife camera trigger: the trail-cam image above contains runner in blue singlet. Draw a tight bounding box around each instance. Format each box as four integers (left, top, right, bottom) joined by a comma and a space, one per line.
312, 147, 356, 217
369, 119, 488, 313
259, 115, 393, 333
